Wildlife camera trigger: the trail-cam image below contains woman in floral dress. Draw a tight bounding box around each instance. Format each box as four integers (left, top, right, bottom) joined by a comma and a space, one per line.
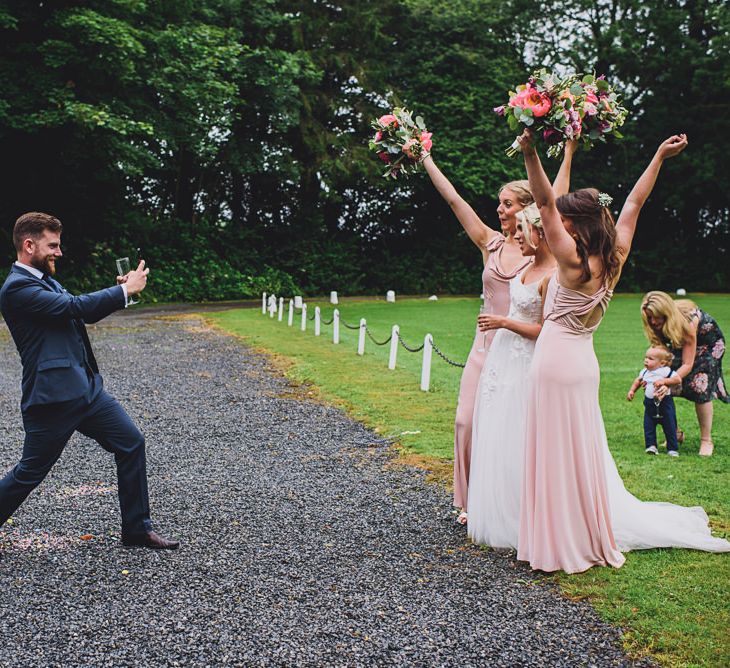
642, 291, 729, 456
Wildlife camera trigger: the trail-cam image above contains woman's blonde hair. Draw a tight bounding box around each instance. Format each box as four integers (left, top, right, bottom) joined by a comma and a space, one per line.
641, 291, 696, 348
516, 203, 543, 250
498, 180, 534, 208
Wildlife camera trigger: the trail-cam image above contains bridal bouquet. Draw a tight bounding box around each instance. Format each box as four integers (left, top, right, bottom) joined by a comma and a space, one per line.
494, 70, 628, 158
369, 108, 433, 179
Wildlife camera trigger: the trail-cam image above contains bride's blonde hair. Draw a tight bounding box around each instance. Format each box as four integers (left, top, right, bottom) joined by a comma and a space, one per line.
516, 203, 543, 250
641, 291, 696, 348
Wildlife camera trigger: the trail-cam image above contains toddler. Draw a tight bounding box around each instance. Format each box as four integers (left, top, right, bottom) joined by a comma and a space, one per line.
627, 347, 679, 456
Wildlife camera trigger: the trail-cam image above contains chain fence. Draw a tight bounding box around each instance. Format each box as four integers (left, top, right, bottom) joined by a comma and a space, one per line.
365, 326, 392, 346
431, 339, 466, 368
396, 330, 425, 353
265, 294, 468, 373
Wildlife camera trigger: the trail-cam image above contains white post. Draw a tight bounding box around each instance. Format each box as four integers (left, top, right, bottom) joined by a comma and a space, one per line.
314, 307, 321, 336
288, 299, 294, 327
333, 309, 340, 344
420, 333, 433, 391
330, 291, 338, 305
278, 297, 284, 321
269, 294, 276, 318
301, 304, 307, 331
262, 292, 267, 314
357, 318, 366, 355
388, 325, 399, 370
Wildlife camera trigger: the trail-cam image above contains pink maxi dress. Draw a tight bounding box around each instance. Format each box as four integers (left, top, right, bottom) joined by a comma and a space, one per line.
518, 276, 625, 573
453, 235, 531, 509
519, 277, 730, 571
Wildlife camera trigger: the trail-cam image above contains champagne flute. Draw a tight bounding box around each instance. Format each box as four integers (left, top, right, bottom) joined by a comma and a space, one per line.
115, 256, 139, 305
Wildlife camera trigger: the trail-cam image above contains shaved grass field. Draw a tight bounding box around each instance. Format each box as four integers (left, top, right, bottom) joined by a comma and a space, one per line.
206, 294, 729, 667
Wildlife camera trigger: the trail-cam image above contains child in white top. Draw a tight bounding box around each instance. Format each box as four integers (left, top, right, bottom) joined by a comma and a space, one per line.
628, 347, 680, 456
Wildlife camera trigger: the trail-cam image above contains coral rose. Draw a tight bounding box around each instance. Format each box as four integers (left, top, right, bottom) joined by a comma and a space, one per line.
509, 88, 552, 118
420, 131, 433, 152
378, 114, 398, 128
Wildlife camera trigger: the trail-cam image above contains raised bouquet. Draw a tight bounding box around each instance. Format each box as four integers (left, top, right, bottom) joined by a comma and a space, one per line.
369, 108, 433, 179
494, 70, 628, 158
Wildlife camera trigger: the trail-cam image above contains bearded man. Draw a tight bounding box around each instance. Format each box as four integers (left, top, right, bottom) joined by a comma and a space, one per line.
0, 212, 178, 553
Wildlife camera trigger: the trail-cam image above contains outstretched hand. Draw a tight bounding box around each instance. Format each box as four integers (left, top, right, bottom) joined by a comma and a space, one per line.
657, 134, 688, 161
516, 128, 536, 154
124, 260, 149, 296
564, 138, 579, 156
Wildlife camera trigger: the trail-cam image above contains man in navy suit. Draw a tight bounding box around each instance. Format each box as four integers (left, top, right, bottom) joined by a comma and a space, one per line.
0, 212, 178, 550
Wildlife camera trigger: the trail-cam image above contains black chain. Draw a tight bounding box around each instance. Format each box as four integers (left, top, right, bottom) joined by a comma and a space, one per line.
396, 331, 425, 353
340, 318, 361, 330
286, 306, 463, 366
365, 326, 392, 346
430, 339, 466, 368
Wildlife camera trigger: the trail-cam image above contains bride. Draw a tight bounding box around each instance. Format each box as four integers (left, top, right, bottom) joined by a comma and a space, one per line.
468, 204, 556, 549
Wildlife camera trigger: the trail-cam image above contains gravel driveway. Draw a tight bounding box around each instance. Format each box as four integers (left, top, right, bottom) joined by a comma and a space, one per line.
0, 311, 648, 667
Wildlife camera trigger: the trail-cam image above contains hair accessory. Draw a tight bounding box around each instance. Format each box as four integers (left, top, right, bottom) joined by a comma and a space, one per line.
597, 192, 613, 207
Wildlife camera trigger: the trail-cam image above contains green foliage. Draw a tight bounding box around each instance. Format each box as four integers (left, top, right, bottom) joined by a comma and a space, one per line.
1, 0, 728, 299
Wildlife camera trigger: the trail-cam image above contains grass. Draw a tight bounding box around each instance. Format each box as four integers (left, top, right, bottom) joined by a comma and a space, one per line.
205, 294, 730, 667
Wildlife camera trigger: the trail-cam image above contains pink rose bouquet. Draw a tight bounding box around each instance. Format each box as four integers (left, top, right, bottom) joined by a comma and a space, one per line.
369, 108, 432, 179
496, 70, 628, 158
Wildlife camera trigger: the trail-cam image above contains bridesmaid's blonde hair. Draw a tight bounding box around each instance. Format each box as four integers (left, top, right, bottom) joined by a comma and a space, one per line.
498, 180, 534, 207
517, 203, 543, 250
641, 291, 696, 348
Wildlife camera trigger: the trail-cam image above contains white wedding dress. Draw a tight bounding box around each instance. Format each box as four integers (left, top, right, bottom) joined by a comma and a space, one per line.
470, 272, 729, 558
468, 272, 543, 549
603, 434, 730, 553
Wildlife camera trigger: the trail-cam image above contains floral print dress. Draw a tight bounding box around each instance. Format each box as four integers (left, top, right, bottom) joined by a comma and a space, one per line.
665, 309, 729, 403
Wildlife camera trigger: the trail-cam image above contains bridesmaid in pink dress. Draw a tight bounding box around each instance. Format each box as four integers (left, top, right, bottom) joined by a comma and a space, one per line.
421, 145, 577, 523
516, 130, 689, 573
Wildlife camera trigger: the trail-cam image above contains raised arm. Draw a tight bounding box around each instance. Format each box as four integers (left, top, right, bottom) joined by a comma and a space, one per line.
615, 134, 688, 262
552, 139, 578, 197
517, 130, 580, 268
4, 279, 126, 323
422, 155, 499, 250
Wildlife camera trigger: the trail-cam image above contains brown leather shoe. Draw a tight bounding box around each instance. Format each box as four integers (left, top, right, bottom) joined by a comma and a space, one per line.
122, 530, 180, 550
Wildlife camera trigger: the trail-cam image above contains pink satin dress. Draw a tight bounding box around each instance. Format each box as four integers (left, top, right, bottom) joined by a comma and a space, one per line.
452, 235, 531, 509
518, 276, 625, 573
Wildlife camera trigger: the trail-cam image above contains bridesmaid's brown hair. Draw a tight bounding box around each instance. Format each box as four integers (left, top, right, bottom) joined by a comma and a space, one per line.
555, 188, 620, 285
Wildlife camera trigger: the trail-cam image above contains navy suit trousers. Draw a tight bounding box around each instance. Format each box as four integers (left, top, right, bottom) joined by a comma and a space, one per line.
643, 395, 679, 452
0, 388, 152, 536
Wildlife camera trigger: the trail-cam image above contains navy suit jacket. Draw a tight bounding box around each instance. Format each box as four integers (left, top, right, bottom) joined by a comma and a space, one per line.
0, 264, 126, 412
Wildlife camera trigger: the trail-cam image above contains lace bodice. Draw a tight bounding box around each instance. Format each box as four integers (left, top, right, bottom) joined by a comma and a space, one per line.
507, 273, 543, 324
476, 271, 542, 412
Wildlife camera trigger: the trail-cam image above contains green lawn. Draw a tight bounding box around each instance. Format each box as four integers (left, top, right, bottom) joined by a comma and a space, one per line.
206, 294, 729, 668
